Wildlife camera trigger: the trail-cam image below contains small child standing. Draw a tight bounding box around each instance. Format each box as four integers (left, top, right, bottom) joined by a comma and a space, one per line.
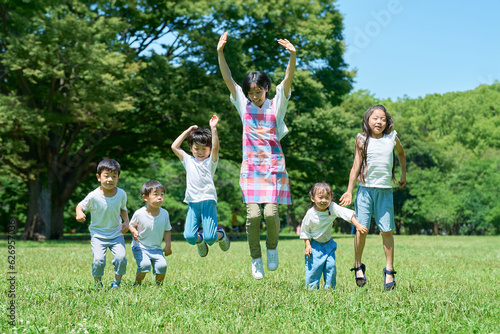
129, 180, 172, 286
339, 104, 406, 290
171, 115, 230, 257
300, 183, 367, 290
217, 32, 296, 279
76, 159, 129, 288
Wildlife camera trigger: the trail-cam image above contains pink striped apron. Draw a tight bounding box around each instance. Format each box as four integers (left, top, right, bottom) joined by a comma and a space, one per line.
240, 100, 291, 204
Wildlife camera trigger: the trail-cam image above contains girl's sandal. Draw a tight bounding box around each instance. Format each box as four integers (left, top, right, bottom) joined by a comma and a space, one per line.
383, 267, 397, 291
350, 263, 367, 287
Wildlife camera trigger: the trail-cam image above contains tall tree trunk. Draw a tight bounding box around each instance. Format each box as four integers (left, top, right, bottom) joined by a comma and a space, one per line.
22, 171, 65, 240
20, 124, 100, 241
433, 221, 439, 235
50, 200, 65, 240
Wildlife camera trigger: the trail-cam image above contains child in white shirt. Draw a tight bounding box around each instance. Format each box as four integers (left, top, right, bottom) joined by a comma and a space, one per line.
129, 180, 172, 286
76, 159, 129, 288
300, 183, 367, 289
339, 104, 406, 290
171, 115, 230, 257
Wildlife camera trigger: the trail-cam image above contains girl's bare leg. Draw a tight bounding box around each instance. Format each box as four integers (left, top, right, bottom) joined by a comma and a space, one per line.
381, 231, 395, 284
354, 229, 367, 279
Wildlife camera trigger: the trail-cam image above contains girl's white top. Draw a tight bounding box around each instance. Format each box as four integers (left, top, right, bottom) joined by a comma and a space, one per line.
130, 206, 172, 250
230, 82, 291, 140
182, 151, 218, 203
300, 202, 355, 243
79, 187, 127, 239
358, 130, 397, 188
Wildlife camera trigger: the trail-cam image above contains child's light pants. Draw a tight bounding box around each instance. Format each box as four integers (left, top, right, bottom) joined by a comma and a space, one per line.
91, 235, 127, 277
246, 203, 279, 259
305, 238, 337, 289
132, 247, 167, 274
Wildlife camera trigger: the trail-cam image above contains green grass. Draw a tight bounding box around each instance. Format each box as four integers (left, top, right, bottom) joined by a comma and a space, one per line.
2, 234, 499, 333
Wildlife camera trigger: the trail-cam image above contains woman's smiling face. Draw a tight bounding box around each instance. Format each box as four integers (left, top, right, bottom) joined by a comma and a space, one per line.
247, 83, 268, 108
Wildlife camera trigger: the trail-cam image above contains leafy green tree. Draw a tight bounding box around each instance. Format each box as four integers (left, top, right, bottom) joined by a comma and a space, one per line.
1, 0, 142, 239
389, 83, 500, 234
0, 0, 354, 239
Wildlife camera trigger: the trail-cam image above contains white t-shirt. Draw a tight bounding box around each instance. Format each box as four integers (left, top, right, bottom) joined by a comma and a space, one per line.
358, 131, 397, 188
182, 151, 218, 203
79, 187, 128, 239
300, 202, 355, 243
130, 207, 172, 250
230, 82, 291, 141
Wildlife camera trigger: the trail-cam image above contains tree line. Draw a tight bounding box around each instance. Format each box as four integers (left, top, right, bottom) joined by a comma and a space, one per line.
1, 0, 498, 239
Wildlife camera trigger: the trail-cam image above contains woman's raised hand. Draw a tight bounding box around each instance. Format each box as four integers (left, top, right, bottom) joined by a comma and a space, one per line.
277, 38, 296, 53
217, 32, 228, 52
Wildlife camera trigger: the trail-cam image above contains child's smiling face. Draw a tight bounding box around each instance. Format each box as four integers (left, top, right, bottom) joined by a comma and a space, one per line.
311, 190, 332, 212
190, 143, 211, 161
247, 83, 268, 108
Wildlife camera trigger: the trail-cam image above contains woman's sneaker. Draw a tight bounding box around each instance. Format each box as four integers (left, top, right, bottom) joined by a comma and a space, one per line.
196, 231, 209, 257
251, 257, 265, 279
267, 248, 279, 271
217, 226, 230, 251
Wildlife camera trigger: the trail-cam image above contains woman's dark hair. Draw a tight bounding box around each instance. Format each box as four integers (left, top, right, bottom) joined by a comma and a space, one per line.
242, 71, 271, 99
97, 159, 121, 176
309, 182, 334, 208
359, 104, 395, 183
141, 180, 165, 197
187, 128, 212, 149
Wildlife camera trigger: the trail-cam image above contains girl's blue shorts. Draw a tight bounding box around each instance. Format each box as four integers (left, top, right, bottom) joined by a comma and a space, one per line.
355, 185, 394, 232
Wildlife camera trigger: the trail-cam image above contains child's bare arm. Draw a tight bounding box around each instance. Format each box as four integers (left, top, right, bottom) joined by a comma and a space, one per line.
163, 231, 172, 256
340, 137, 363, 206
395, 136, 406, 187
304, 239, 312, 257
217, 32, 237, 98
76, 204, 86, 222
129, 224, 139, 241
350, 214, 368, 234
278, 38, 296, 96
120, 209, 129, 233
171, 125, 198, 161
210, 115, 219, 162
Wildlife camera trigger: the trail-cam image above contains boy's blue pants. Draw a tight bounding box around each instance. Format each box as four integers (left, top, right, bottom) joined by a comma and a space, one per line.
184, 200, 218, 246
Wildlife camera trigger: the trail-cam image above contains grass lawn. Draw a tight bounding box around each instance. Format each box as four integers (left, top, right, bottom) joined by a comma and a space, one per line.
1, 234, 499, 333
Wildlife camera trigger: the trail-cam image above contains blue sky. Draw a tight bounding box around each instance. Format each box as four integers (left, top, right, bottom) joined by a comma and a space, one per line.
336, 0, 500, 100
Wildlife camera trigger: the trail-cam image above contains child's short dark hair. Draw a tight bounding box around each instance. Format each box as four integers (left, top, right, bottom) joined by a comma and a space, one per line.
242, 71, 271, 99
141, 180, 165, 197
187, 128, 212, 149
97, 159, 121, 176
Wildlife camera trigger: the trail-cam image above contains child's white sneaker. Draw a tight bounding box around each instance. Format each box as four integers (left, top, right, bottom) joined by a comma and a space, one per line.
251, 257, 265, 279
267, 248, 279, 271
110, 279, 121, 289
217, 226, 230, 251
197, 241, 208, 257
197, 231, 209, 257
